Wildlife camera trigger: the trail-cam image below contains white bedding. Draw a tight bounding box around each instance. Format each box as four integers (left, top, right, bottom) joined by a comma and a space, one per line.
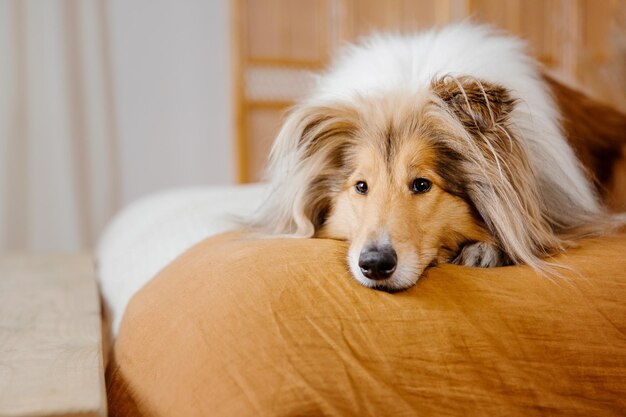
96, 183, 267, 334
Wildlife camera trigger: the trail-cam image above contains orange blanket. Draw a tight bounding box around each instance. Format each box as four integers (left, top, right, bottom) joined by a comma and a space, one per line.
108, 232, 626, 416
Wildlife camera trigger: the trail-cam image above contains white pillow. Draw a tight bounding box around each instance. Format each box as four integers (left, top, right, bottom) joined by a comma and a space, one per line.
97, 183, 267, 334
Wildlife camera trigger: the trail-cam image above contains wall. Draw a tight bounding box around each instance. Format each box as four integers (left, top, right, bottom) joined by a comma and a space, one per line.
108, 0, 235, 203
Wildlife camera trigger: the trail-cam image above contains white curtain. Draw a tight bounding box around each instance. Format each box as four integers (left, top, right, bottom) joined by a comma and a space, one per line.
0, 0, 235, 251
0, 0, 120, 251
0, 0, 120, 250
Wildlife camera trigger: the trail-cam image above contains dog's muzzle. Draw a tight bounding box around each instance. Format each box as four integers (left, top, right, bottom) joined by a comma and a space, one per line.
358, 244, 398, 280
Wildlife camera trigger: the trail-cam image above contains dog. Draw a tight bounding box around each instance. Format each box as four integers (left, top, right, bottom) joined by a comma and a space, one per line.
251, 23, 626, 291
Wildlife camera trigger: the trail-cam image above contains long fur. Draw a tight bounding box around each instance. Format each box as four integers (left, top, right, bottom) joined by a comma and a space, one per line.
546, 75, 626, 211
250, 23, 625, 285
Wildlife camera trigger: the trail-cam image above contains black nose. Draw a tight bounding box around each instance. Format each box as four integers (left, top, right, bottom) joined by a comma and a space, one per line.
358, 245, 397, 280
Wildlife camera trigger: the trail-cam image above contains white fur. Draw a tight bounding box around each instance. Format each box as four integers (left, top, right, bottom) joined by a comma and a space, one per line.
97, 184, 266, 335
299, 23, 599, 217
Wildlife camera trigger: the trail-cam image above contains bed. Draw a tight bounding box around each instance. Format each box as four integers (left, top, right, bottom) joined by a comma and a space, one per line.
99, 183, 626, 417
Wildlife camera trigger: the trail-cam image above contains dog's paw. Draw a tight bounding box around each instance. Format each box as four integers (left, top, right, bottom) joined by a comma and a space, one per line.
453, 242, 511, 268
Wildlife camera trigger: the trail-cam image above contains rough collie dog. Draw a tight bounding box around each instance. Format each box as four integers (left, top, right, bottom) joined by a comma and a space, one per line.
252, 24, 626, 291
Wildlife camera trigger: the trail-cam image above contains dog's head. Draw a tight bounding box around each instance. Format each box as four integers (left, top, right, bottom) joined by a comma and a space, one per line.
257, 76, 561, 290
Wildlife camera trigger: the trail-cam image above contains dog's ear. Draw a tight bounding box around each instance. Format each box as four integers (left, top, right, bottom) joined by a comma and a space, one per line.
253, 103, 357, 236
289, 104, 357, 159
269, 103, 357, 181
432, 76, 516, 131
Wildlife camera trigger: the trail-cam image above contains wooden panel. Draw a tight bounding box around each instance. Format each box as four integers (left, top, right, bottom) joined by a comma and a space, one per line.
0, 253, 106, 417
577, 0, 626, 110
470, 0, 524, 35
245, 0, 328, 65
344, 0, 467, 38
351, 0, 410, 34
470, 0, 571, 70
470, 0, 626, 110
235, 0, 330, 181
246, 106, 287, 181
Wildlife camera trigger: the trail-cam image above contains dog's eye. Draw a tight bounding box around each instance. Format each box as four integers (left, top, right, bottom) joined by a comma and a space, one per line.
411, 178, 432, 194
355, 181, 368, 195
